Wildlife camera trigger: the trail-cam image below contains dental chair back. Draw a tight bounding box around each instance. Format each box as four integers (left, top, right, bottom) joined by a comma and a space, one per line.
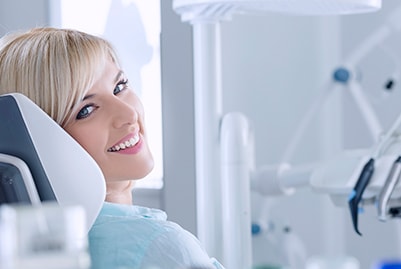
0, 93, 106, 233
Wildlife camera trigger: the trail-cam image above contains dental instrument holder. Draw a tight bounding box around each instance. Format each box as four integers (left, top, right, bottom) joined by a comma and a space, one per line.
377, 156, 401, 221
348, 158, 375, 236
0, 93, 106, 233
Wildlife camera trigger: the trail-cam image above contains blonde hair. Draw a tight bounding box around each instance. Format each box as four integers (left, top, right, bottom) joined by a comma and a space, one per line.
0, 27, 119, 126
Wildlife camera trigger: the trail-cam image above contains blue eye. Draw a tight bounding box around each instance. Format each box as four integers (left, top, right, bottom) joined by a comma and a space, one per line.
114, 79, 128, 95
76, 104, 96, 119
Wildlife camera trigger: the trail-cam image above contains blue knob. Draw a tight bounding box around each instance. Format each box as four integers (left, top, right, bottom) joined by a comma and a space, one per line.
251, 223, 261, 235
333, 67, 350, 83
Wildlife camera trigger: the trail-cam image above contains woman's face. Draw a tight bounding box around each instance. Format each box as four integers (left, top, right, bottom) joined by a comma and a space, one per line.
63, 60, 154, 182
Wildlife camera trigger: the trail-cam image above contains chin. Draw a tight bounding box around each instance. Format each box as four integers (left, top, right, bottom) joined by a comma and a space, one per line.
128, 158, 155, 180
138, 159, 155, 178
103, 153, 154, 180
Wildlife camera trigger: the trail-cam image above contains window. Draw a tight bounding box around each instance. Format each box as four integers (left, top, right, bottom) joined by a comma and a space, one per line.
50, 0, 163, 189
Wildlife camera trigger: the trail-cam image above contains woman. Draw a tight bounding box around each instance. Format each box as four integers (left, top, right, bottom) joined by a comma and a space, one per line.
0, 27, 224, 269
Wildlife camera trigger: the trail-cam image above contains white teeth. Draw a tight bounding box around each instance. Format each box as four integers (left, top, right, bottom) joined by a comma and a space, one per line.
108, 134, 140, 152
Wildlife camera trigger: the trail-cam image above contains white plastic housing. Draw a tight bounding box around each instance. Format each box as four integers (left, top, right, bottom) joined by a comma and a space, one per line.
220, 112, 252, 269
173, 0, 382, 22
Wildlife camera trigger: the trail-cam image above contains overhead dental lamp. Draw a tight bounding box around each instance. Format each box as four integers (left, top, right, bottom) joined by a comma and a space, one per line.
174, 0, 382, 22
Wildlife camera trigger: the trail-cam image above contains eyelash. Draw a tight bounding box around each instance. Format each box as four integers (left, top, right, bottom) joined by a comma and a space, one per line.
75, 78, 129, 120
76, 103, 98, 120
114, 78, 129, 95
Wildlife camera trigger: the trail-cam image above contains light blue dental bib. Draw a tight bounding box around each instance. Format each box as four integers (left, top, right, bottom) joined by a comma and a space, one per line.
88, 202, 224, 269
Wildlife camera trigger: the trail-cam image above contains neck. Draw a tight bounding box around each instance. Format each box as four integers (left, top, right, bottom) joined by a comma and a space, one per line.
105, 181, 133, 205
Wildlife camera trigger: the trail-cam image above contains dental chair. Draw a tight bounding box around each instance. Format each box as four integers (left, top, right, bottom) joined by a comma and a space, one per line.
0, 93, 106, 233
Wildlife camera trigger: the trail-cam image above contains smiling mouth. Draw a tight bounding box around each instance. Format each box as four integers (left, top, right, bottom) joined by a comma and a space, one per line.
108, 134, 140, 152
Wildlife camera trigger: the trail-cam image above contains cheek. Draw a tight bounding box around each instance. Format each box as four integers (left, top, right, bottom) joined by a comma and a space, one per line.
65, 126, 104, 161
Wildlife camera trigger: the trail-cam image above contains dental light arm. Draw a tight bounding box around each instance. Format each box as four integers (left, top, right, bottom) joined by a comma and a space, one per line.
286, 2, 401, 165
0, 93, 106, 233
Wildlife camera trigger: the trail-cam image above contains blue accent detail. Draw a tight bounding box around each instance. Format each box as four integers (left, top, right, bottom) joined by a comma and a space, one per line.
377, 261, 401, 269
348, 190, 356, 201
251, 223, 261, 235
333, 67, 350, 83
348, 158, 375, 236
358, 207, 365, 214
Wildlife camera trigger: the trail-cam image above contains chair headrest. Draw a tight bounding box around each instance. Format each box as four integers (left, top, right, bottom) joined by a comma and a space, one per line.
0, 93, 106, 233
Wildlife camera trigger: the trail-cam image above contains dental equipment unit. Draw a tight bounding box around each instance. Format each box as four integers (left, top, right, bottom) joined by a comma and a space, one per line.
243, 0, 401, 235
0, 93, 106, 232
172, 0, 401, 268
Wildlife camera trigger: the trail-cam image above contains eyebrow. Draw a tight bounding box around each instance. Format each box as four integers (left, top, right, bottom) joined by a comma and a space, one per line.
81, 70, 124, 101
82, 94, 96, 101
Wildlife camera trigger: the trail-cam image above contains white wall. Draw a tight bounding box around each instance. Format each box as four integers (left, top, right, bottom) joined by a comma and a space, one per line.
0, 0, 48, 35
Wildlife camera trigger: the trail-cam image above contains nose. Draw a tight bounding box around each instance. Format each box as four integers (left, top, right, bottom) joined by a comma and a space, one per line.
111, 98, 139, 129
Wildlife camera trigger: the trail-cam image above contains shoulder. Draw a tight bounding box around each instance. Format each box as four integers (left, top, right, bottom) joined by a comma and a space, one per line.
88, 203, 224, 268
87, 203, 171, 268
141, 221, 219, 268
89, 203, 170, 239
96, 202, 167, 220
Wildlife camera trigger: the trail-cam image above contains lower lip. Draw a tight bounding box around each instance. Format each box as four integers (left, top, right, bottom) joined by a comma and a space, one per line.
113, 135, 143, 155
